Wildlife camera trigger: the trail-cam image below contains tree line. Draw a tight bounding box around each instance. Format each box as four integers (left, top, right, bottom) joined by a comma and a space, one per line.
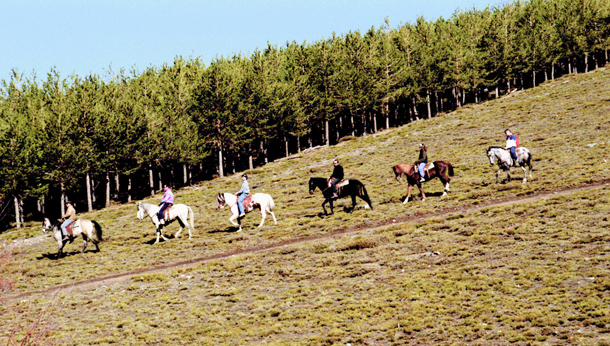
1, 0, 609, 228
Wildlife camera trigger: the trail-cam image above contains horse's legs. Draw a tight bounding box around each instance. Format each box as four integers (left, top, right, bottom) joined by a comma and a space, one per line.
270, 210, 278, 225
443, 182, 450, 196
350, 195, 357, 212
403, 184, 413, 204
177, 216, 193, 239
521, 165, 528, 183
322, 200, 329, 215
81, 234, 88, 253
154, 224, 169, 244
56, 239, 64, 258
419, 184, 426, 201
228, 208, 240, 226
258, 210, 267, 228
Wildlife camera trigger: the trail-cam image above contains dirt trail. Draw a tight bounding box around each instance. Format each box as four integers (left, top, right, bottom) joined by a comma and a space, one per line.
5, 179, 609, 303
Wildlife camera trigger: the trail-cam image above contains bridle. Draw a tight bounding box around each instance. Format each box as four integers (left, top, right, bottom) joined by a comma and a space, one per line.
217, 193, 226, 209
42, 219, 55, 233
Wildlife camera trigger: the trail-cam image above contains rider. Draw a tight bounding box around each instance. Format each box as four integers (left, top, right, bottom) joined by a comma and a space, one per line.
158, 184, 174, 224
61, 201, 76, 241
329, 159, 344, 198
504, 129, 518, 165
236, 174, 250, 217
414, 143, 428, 182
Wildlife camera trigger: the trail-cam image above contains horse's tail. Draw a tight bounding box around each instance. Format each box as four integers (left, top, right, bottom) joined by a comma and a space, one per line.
92, 221, 103, 242
359, 183, 373, 210
188, 206, 195, 230
447, 162, 454, 176
268, 195, 275, 211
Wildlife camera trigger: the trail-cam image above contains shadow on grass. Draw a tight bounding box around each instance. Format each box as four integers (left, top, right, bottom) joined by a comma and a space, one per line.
208, 226, 242, 233
401, 191, 446, 203
38, 248, 100, 260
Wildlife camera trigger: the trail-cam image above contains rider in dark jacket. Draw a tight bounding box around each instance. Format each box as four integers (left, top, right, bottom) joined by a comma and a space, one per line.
329, 159, 344, 198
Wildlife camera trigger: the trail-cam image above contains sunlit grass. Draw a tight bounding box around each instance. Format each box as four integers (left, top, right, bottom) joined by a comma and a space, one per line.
1, 67, 609, 344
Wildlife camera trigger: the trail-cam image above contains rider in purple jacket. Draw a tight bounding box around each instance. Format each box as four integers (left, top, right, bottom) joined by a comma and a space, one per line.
158, 185, 174, 224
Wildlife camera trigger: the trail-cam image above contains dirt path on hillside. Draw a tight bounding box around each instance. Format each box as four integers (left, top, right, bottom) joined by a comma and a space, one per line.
4, 179, 609, 303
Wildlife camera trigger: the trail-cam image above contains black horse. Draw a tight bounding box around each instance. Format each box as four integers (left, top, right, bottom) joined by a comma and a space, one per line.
308, 177, 373, 215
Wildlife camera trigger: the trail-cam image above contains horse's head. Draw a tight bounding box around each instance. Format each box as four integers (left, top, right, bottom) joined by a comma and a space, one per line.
41, 218, 54, 233
486, 148, 496, 166
136, 201, 145, 220
217, 193, 226, 209
308, 178, 318, 195
392, 164, 409, 181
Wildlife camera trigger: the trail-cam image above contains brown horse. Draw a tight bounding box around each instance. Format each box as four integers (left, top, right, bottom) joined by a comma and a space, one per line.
392, 161, 454, 203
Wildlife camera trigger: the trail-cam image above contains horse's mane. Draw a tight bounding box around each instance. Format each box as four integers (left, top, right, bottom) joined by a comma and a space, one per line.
487, 146, 505, 152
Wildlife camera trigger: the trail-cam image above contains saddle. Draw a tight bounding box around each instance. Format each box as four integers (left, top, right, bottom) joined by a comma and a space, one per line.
65, 219, 79, 236
413, 164, 434, 180
241, 196, 255, 213
327, 179, 349, 195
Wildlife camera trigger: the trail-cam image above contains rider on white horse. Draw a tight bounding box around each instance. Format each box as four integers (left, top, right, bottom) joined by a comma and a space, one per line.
61, 201, 76, 241
236, 174, 250, 217
504, 129, 518, 165
158, 185, 174, 224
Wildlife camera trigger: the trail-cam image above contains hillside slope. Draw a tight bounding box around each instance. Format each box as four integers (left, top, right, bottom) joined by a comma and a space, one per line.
1, 67, 609, 345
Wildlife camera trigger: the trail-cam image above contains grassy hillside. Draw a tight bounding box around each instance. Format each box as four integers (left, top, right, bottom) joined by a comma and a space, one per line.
1, 68, 609, 345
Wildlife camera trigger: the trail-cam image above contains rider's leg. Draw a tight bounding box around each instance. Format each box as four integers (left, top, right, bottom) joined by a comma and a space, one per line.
510, 147, 518, 165
61, 219, 72, 240
238, 194, 247, 216
418, 163, 426, 181
158, 203, 168, 223
331, 179, 339, 197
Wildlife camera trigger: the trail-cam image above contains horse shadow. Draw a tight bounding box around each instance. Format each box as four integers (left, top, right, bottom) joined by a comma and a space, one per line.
208, 226, 242, 233
38, 249, 97, 260
142, 233, 184, 245
401, 191, 446, 203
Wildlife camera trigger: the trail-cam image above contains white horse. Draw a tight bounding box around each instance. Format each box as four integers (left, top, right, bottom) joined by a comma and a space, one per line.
487, 146, 533, 183
42, 217, 103, 258
136, 201, 195, 244
217, 192, 277, 232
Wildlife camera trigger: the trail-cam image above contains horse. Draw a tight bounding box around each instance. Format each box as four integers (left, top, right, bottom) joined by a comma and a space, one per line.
486, 146, 533, 183
136, 201, 195, 244
308, 177, 373, 215
392, 161, 454, 204
217, 192, 277, 232
41, 217, 103, 258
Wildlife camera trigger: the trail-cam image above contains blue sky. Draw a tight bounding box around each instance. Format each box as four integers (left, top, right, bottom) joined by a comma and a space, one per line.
1, 0, 505, 82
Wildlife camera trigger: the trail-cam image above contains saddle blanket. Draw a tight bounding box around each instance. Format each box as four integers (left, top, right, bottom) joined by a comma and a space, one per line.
66, 220, 80, 235
241, 196, 257, 213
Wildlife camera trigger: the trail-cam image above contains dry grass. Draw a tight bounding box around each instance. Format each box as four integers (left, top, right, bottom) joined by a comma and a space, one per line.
1, 67, 609, 345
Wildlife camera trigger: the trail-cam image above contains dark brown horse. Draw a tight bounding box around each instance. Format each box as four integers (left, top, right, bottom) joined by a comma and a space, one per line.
392, 161, 454, 203
308, 177, 373, 215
